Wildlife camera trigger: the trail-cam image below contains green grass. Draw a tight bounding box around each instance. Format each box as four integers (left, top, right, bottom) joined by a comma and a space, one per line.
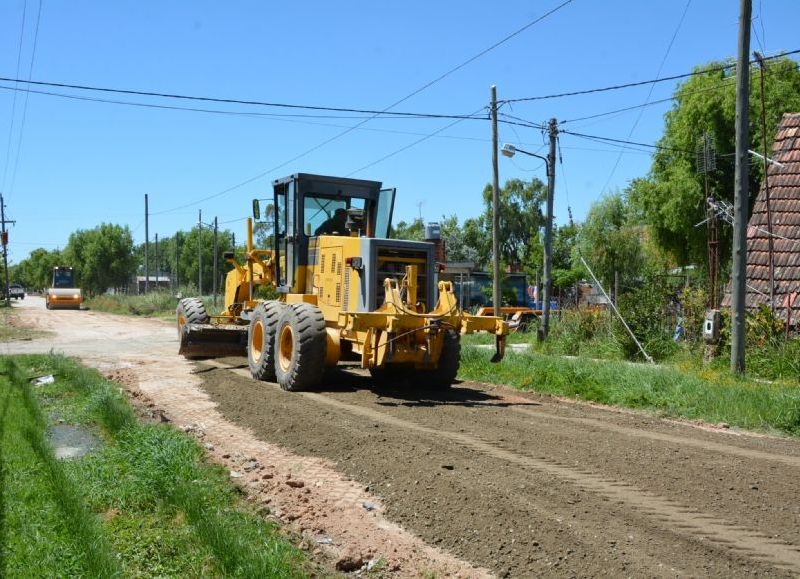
85, 292, 225, 320
85, 292, 183, 318
461, 331, 536, 346
459, 347, 800, 436
0, 354, 312, 577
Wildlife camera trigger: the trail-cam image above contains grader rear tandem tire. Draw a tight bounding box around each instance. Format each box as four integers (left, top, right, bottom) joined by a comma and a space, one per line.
248, 301, 284, 382
274, 303, 327, 392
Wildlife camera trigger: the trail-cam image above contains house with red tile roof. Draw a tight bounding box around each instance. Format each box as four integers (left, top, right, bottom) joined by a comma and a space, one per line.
723, 113, 800, 327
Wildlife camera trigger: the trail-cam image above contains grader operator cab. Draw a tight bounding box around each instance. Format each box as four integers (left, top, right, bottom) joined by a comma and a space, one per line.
177, 173, 507, 391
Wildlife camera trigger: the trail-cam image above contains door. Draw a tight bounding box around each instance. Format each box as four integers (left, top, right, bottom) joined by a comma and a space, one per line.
374, 188, 396, 239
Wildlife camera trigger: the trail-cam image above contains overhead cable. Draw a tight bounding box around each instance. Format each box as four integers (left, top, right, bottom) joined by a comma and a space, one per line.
503, 48, 800, 103
8, 0, 43, 196
151, 0, 575, 215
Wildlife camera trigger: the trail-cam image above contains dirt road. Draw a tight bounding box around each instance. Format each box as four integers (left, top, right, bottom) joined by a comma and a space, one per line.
5, 297, 800, 577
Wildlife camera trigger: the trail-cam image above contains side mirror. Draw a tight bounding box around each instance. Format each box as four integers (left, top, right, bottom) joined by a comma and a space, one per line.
252, 199, 261, 220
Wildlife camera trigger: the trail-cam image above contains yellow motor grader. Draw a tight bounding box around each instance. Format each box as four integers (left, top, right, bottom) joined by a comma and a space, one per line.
177, 173, 507, 391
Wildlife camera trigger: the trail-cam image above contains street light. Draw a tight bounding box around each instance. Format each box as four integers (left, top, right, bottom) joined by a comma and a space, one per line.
501, 143, 550, 177
501, 136, 556, 340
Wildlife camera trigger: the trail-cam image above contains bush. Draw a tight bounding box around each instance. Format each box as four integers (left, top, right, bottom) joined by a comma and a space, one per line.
617, 283, 675, 362
539, 308, 623, 359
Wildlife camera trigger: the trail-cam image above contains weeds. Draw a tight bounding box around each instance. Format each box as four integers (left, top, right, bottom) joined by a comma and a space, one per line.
1, 357, 121, 577
85, 291, 181, 317
459, 347, 800, 436
1, 354, 310, 577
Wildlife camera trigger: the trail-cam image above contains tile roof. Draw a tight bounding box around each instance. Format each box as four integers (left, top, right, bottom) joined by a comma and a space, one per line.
722, 113, 800, 325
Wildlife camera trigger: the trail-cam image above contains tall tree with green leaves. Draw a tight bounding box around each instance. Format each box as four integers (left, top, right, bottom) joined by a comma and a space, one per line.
628, 57, 800, 265
10, 248, 63, 290
176, 226, 234, 294
65, 224, 135, 296
575, 192, 643, 295
474, 178, 546, 273
390, 218, 425, 241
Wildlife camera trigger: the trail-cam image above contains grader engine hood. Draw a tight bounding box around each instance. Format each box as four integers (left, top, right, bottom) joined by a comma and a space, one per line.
316, 236, 508, 368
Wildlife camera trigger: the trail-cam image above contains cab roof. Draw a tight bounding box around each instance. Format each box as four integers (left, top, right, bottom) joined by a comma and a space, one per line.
271, 173, 382, 190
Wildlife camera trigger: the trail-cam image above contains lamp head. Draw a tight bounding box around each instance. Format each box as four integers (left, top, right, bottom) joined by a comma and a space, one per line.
501, 143, 516, 158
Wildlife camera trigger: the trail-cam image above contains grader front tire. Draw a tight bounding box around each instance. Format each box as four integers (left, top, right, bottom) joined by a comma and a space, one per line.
274, 303, 327, 392
248, 302, 284, 382
423, 330, 461, 390
176, 298, 211, 357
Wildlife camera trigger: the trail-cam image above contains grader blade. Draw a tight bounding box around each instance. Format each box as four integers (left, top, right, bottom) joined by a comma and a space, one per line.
178, 324, 248, 358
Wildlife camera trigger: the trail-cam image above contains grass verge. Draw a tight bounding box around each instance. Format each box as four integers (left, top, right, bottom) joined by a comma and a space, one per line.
85, 292, 182, 318
0, 354, 311, 577
459, 347, 800, 437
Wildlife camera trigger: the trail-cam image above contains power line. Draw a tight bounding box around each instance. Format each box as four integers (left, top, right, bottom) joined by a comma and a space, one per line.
8, 0, 43, 196
152, 1, 575, 215
561, 76, 738, 124
0, 79, 486, 121
503, 47, 800, 103
346, 107, 485, 177
599, 0, 692, 195
560, 129, 694, 154
0, 83, 490, 124
1, 0, 28, 193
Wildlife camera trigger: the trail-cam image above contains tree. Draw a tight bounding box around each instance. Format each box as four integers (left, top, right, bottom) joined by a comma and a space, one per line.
176, 226, 234, 294
480, 178, 546, 273
11, 248, 63, 291
575, 192, 643, 296
551, 222, 582, 291
65, 224, 135, 296
628, 57, 800, 265
390, 218, 425, 241
439, 215, 483, 264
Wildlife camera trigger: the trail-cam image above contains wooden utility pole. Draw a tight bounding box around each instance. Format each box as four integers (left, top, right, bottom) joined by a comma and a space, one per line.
154, 233, 159, 290
144, 193, 149, 294
198, 210, 203, 295
490, 85, 501, 317
213, 217, 218, 308
1, 194, 16, 306
541, 118, 558, 338
731, 0, 752, 374
175, 232, 180, 291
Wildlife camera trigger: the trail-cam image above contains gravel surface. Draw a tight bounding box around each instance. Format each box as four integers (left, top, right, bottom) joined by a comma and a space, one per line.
6, 296, 800, 577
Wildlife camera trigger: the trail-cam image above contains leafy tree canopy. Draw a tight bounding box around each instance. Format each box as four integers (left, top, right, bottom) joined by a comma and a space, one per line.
65, 224, 135, 296
628, 57, 800, 265
575, 192, 643, 293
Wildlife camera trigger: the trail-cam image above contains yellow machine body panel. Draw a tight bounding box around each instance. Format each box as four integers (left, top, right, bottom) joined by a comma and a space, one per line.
177, 173, 508, 387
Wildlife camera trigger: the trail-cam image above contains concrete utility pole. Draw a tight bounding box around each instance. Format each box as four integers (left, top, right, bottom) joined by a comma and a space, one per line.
213, 217, 218, 308
144, 193, 149, 294
541, 118, 558, 338
198, 209, 203, 295
1, 194, 16, 307
490, 85, 501, 317
731, 0, 752, 374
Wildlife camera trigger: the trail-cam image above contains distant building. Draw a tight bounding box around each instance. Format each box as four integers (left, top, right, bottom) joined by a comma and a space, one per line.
131, 275, 172, 294
722, 113, 800, 327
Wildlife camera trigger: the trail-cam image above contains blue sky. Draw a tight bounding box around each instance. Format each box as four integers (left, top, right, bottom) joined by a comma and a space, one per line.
1, 0, 798, 263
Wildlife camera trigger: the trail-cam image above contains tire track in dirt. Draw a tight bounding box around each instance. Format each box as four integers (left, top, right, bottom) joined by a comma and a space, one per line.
503, 399, 800, 468
293, 388, 800, 573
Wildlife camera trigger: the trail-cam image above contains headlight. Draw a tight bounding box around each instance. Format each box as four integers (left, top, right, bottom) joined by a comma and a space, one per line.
73, 294, 80, 299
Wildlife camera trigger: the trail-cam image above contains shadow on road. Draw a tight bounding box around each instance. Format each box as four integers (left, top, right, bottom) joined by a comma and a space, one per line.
320, 366, 541, 409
